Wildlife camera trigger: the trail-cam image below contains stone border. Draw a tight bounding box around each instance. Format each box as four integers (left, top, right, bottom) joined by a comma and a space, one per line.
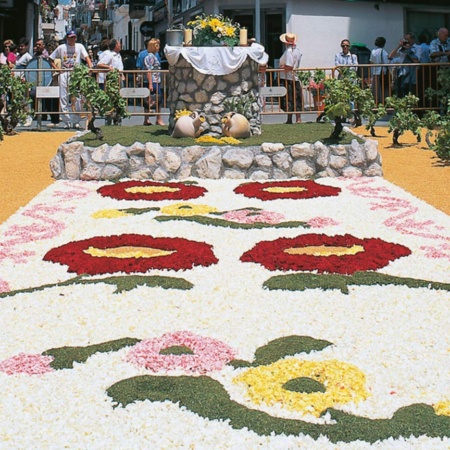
50, 129, 382, 181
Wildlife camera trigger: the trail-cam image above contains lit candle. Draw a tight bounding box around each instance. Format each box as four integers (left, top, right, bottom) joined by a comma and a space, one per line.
239, 28, 247, 46
184, 29, 192, 46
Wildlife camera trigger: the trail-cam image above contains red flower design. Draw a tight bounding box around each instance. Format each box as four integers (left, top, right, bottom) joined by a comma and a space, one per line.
240, 234, 411, 274
44, 234, 218, 275
97, 181, 207, 201
234, 181, 341, 201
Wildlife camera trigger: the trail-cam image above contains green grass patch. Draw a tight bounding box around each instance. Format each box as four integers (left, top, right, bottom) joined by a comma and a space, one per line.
76, 123, 362, 148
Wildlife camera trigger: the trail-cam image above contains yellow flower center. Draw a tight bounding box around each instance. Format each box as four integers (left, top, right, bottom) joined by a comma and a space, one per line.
124, 186, 180, 194
263, 187, 307, 193
84, 246, 176, 259
160, 203, 218, 216
284, 244, 365, 257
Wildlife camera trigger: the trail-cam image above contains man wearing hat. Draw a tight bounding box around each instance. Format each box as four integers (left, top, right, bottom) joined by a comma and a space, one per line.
279, 32, 302, 124
48, 30, 93, 129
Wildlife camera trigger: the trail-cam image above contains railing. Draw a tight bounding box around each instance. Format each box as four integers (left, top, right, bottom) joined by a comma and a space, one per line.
6, 62, 450, 127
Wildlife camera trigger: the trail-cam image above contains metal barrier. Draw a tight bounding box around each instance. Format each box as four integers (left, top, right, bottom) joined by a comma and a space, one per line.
6, 63, 450, 127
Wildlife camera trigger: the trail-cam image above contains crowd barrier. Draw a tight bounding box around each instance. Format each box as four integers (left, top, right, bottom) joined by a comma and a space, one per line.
6, 62, 450, 127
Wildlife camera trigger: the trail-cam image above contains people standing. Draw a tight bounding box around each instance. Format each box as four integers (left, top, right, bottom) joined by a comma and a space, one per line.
96, 38, 124, 90
418, 34, 431, 63
31, 38, 52, 123
429, 28, 450, 63
14, 38, 33, 75
334, 39, 358, 78
429, 28, 450, 111
279, 32, 302, 124
14, 38, 33, 126
370, 37, 390, 104
144, 38, 164, 126
389, 36, 419, 98
136, 38, 150, 88
0, 40, 17, 68
45, 40, 61, 128
33, 38, 49, 59
48, 29, 93, 129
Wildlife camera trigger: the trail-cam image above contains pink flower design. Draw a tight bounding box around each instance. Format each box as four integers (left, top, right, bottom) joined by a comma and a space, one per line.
0, 278, 11, 293
346, 178, 450, 260
126, 331, 236, 374
307, 216, 340, 228
221, 209, 285, 225
0, 353, 55, 376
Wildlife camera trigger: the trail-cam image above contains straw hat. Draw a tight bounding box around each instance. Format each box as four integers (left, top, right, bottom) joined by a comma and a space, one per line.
280, 32, 298, 44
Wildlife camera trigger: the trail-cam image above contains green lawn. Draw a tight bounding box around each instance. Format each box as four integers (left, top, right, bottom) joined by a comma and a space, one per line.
77, 123, 363, 147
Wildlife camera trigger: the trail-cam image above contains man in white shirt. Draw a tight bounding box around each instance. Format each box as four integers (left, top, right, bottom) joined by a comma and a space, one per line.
279, 32, 303, 124
14, 37, 33, 74
96, 39, 124, 89
48, 30, 93, 129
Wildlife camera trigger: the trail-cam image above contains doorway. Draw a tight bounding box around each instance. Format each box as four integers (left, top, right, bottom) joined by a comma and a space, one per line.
222, 8, 284, 68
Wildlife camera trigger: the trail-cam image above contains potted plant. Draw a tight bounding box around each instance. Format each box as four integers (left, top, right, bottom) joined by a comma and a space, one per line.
68, 65, 128, 140
385, 94, 422, 146
0, 65, 33, 140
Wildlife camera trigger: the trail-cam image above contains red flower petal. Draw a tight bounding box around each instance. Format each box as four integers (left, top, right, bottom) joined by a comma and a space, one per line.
234, 180, 341, 201
97, 181, 207, 201
240, 234, 411, 274
44, 234, 218, 275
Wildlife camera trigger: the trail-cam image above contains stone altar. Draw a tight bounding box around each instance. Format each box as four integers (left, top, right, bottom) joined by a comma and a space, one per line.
164, 44, 268, 136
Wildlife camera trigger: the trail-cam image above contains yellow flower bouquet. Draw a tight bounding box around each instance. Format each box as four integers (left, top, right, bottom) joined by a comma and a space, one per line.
187, 14, 240, 47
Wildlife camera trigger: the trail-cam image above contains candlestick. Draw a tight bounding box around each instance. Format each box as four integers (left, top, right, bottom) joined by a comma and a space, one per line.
184, 29, 192, 46
239, 28, 247, 46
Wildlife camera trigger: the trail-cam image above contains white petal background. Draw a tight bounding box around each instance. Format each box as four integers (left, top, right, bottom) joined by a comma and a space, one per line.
0, 178, 449, 448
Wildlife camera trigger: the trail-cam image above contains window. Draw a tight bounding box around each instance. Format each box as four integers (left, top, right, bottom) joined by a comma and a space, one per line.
406, 10, 450, 43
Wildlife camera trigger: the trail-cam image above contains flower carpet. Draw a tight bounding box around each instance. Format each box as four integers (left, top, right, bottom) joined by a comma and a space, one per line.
0, 177, 449, 449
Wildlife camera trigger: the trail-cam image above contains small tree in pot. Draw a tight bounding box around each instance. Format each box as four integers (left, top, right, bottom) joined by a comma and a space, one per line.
68, 65, 128, 140
0, 65, 33, 140
385, 94, 421, 147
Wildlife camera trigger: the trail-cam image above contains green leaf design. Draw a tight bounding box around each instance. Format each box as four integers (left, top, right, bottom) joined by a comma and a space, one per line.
106, 375, 450, 443
155, 215, 309, 230
263, 271, 450, 294
44, 337, 140, 370
0, 274, 193, 298
253, 335, 333, 366
159, 345, 195, 355
283, 377, 326, 394
228, 336, 332, 368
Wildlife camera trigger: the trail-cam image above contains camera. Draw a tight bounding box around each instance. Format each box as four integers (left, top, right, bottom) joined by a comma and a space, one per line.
401, 39, 409, 45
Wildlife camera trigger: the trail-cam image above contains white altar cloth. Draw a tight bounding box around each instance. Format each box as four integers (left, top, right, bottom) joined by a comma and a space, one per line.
164, 44, 268, 75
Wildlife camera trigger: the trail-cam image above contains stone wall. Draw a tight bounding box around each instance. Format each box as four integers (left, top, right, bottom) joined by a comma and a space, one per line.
50, 138, 382, 181
167, 56, 262, 136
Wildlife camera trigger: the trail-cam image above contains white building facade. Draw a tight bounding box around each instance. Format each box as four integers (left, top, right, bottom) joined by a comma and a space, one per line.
90, 0, 450, 69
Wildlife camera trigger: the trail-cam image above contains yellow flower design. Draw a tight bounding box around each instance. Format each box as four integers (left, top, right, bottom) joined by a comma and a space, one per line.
160, 203, 218, 216
195, 136, 241, 145
233, 359, 368, 417
91, 209, 131, 219
209, 18, 223, 32
224, 26, 236, 37
434, 400, 450, 416
175, 109, 192, 120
